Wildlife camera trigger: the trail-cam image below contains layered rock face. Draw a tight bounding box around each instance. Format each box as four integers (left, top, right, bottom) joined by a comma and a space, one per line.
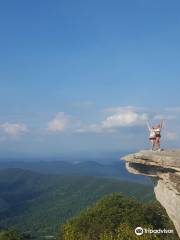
122, 150, 180, 238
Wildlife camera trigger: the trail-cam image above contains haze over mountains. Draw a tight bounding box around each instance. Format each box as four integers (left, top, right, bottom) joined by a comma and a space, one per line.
0, 159, 151, 185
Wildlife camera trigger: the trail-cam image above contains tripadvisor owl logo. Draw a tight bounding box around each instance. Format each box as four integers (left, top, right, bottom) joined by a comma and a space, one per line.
135, 227, 174, 235
135, 227, 144, 236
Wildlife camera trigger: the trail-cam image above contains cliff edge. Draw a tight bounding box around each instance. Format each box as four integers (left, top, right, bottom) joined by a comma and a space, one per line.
122, 150, 180, 238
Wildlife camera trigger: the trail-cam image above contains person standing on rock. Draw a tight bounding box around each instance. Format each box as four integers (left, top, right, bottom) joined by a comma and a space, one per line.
147, 120, 164, 151
154, 120, 164, 151
147, 122, 156, 150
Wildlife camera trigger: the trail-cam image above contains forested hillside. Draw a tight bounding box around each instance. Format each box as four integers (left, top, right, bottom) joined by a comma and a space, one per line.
0, 168, 154, 238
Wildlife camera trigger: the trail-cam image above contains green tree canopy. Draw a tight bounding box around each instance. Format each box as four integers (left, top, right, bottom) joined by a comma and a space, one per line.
61, 193, 178, 240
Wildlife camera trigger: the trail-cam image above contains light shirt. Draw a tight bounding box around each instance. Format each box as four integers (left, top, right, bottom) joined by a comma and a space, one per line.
150, 129, 156, 138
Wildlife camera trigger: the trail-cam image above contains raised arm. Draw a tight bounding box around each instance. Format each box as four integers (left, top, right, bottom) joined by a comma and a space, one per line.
160, 120, 164, 129
146, 121, 151, 131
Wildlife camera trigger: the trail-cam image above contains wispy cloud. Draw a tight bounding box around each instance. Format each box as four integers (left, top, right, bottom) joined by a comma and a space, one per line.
0, 123, 28, 137
47, 112, 70, 132
77, 107, 148, 133
102, 111, 148, 129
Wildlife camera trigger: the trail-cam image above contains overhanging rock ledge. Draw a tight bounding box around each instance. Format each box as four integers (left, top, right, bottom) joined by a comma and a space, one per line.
122, 150, 180, 238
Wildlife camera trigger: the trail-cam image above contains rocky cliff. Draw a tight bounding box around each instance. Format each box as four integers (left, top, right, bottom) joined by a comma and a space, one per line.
122, 150, 180, 238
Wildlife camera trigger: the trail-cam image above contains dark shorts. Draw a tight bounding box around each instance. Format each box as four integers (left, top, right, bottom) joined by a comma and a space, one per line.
156, 134, 161, 138
149, 137, 156, 140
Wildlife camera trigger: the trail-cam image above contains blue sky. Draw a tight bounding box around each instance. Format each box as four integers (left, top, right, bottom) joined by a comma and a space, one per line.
1, 0, 180, 158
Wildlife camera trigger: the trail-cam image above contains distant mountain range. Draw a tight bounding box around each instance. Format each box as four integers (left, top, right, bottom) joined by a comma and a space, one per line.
0, 160, 151, 184
0, 168, 154, 238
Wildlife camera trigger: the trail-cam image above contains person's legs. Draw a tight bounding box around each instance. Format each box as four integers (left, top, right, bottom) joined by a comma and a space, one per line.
153, 139, 156, 150
150, 139, 155, 150
156, 137, 160, 150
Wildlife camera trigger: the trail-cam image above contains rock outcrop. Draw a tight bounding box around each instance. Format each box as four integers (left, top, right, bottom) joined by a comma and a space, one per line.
122, 150, 180, 238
